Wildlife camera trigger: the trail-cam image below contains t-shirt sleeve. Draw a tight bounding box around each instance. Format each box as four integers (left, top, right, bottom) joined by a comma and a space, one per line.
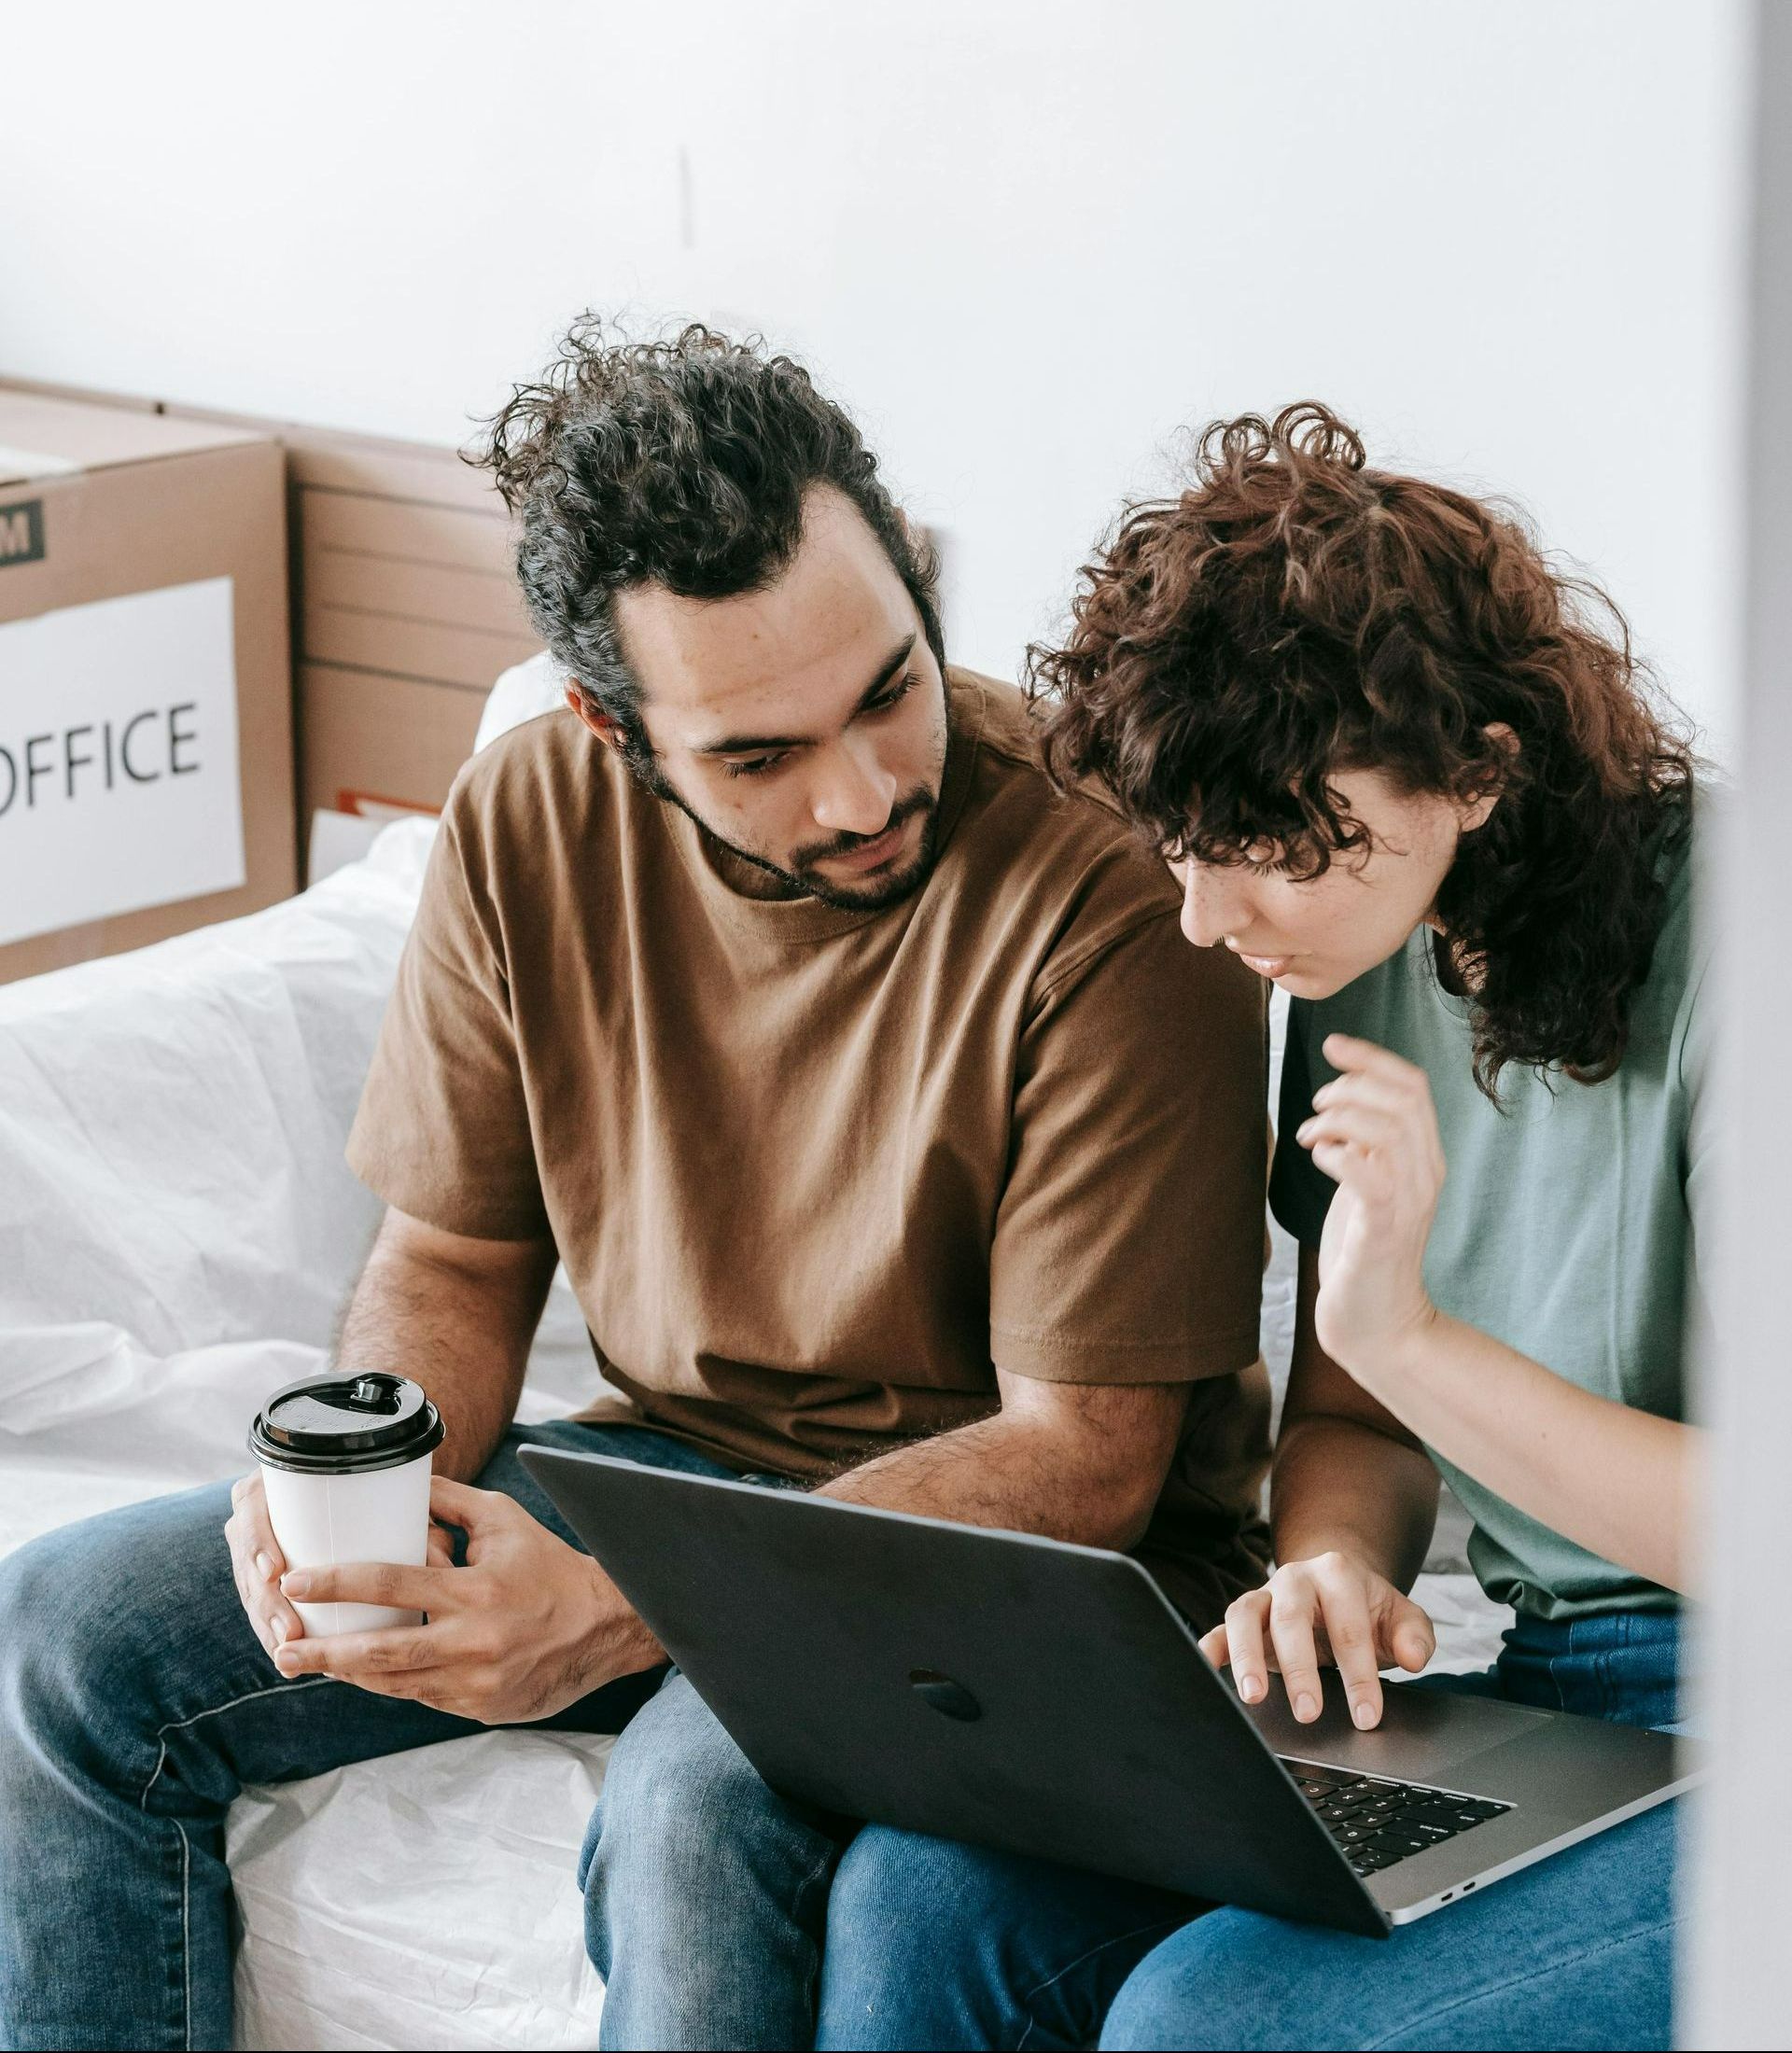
987, 909, 1267, 1385
1268, 999, 1337, 1249
344, 804, 551, 1241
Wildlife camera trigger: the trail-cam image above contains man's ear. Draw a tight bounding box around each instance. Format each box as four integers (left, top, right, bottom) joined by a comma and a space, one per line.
1461, 722, 1519, 833
565, 683, 624, 755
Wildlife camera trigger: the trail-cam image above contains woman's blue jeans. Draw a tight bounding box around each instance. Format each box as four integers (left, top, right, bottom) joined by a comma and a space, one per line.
810, 1611, 1686, 2052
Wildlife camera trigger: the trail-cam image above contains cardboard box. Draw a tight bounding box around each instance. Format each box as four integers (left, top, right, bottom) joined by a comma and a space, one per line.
299, 663, 484, 817
0, 391, 295, 981
297, 486, 514, 578
296, 478, 538, 687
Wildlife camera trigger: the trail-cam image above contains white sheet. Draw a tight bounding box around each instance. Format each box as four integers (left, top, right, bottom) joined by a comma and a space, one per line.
229, 1732, 611, 2051
0, 697, 1508, 2050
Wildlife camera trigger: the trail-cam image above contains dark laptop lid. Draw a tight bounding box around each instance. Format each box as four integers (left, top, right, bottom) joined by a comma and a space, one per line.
520, 1446, 1387, 1935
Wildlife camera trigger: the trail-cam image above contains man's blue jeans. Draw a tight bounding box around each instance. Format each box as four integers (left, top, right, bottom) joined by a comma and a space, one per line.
0, 1418, 741, 2052
583, 1612, 1685, 2050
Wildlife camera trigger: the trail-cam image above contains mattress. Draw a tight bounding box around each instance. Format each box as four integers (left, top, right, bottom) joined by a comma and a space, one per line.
0, 695, 1512, 2050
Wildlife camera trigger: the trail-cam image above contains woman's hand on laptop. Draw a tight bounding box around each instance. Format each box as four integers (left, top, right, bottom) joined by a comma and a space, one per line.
268, 1478, 664, 1723
1198, 1552, 1436, 1732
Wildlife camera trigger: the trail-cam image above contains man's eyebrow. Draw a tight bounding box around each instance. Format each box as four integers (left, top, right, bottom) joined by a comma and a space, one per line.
693, 635, 918, 756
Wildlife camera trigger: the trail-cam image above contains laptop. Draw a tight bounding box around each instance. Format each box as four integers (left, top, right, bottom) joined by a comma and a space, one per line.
519, 1448, 1696, 1934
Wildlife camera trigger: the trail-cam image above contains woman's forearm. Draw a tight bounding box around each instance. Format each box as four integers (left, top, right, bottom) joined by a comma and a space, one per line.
1270, 1415, 1441, 1591
1350, 1311, 1702, 1595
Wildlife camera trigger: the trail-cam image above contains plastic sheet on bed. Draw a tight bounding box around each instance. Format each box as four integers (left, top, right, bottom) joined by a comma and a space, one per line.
229, 1731, 610, 2050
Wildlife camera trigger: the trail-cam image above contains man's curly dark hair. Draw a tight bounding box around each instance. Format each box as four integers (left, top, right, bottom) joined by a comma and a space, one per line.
469, 314, 943, 771
1029, 402, 1698, 1096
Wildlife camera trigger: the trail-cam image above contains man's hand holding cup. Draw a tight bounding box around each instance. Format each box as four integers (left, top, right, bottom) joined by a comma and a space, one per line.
270, 1480, 663, 1724
230, 1369, 662, 1724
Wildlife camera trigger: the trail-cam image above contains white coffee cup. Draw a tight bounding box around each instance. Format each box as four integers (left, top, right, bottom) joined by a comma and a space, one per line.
249, 1372, 445, 1638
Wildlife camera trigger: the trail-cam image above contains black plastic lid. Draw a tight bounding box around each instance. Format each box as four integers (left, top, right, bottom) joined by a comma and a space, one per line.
248, 1372, 444, 1476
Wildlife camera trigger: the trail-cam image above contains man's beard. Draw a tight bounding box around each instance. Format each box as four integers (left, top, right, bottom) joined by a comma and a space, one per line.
637, 759, 942, 912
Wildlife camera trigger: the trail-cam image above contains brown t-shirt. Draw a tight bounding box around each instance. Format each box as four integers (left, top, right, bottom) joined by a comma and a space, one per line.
347, 669, 1272, 1621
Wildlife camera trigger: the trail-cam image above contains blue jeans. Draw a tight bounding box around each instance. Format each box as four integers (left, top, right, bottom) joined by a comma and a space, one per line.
582, 1612, 1684, 2050
0, 1418, 741, 2052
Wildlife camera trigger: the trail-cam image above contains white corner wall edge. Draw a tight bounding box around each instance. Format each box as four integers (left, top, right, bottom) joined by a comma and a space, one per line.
1683, 4, 1792, 2046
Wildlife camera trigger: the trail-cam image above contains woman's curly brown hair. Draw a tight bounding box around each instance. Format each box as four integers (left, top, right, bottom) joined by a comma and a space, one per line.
1029, 402, 1697, 1096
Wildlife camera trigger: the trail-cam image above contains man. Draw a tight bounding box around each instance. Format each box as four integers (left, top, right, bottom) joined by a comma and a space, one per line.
0, 318, 1269, 2052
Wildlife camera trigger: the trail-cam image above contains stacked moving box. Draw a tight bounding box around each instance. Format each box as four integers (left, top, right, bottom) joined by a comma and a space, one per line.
292, 436, 539, 831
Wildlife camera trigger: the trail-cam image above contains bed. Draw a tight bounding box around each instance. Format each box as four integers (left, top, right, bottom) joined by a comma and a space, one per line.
0, 655, 1510, 2050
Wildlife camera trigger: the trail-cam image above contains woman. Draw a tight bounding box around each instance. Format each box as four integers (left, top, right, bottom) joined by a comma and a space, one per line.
814, 405, 1706, 2050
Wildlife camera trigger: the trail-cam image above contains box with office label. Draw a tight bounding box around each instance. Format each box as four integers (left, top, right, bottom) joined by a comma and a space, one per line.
0, 389, 296, 982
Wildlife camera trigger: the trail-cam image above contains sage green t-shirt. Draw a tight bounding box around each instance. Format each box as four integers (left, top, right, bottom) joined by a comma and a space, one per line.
1269, 808, 1714, 1623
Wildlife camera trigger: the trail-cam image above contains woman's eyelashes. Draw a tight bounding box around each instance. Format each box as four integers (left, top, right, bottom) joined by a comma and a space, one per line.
721, 675, 919, 779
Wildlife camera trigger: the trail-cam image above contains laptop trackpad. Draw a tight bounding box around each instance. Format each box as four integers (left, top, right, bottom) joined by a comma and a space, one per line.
1242, 1674, 1549, 1788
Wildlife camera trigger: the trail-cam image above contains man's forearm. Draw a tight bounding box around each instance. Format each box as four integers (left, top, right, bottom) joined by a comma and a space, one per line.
820, 1381, 1187, 1553
335, 1225, 555, 1482
1269, 1415, 1440, 1591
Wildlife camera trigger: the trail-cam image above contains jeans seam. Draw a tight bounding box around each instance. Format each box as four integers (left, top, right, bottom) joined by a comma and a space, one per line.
796, 1841, 840, 2023
1360, 1913, 1683, 2050
156, 1811, 184, 2053
138, 1674, 334, 1810
137, 1671, 333, 2052
1015, 1915, 1191, 2050
180, 1828, 191, 2053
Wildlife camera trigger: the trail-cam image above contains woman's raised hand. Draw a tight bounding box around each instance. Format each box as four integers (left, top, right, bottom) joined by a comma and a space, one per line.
1298, 1032, 1446, 1379
1198, 1551, 1436, 1731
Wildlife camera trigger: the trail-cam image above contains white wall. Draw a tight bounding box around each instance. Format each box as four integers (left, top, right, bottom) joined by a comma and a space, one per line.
1, 0, 1750, 750
1687, 5, 1792, 2046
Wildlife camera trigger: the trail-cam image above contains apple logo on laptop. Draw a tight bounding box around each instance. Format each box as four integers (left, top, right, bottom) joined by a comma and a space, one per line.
909, 1669, 982, 1722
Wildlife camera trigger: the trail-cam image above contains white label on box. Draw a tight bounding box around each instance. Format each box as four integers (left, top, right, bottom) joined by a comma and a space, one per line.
0, 577, 246, 947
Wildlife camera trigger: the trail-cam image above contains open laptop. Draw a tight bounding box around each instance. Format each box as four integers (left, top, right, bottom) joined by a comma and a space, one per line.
519, 1448, 1695, 1934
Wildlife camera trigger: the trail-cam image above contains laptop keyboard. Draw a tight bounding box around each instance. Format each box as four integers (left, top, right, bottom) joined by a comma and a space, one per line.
1283, 1762, 1513, 1879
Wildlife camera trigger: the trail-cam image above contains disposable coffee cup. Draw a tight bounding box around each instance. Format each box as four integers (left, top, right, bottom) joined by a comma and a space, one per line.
249, 1372, 445, 1638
